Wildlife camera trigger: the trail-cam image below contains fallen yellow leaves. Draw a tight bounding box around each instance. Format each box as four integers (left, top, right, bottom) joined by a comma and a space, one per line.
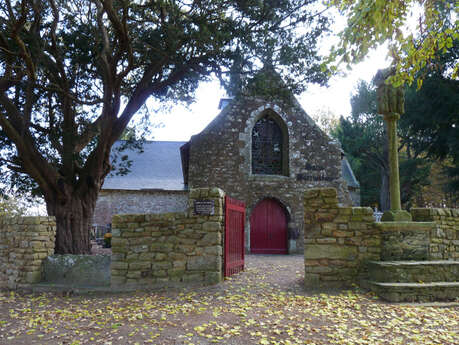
0, 255, 458, 344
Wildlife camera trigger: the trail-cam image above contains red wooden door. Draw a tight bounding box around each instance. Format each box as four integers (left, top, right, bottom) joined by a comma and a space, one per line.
250, 199, 287, 254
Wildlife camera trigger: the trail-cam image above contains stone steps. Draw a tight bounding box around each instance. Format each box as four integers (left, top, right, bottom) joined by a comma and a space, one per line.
368, 281, 459, 303
368, 260, 459, 283
367, 260, 459, 302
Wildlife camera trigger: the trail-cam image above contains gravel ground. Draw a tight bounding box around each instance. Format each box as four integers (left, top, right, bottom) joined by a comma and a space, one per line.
1, 255, 458, 345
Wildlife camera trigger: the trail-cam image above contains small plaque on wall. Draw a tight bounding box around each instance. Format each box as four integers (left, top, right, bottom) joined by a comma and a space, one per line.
194, 200, 215, 215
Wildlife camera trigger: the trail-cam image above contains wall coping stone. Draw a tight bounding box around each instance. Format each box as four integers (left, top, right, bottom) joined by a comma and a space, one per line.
0, 215, 55, 224
352, 207, 373, 215
367, 260, 459, 266
412, 207, 459, 217
374, 222, 436, 231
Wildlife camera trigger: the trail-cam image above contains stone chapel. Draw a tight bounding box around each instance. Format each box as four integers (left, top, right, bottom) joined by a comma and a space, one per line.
94, 71, 360, 254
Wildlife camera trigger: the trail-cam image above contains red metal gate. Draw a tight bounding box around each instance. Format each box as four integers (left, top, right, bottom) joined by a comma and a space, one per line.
224, 196, 245, 277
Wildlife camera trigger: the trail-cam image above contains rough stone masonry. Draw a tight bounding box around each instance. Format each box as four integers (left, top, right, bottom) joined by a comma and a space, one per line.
0, 216, 55, 289
110, 188, 225, 288
185, 92, 353, 254
304, 187, 459, 288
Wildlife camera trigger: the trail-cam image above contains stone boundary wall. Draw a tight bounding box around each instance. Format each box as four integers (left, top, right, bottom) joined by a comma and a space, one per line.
411, 208, 459, 260
304, 189, 459, 288
111, 188, 225, 288
304, 188, 379, 288
0, 216, 55, 289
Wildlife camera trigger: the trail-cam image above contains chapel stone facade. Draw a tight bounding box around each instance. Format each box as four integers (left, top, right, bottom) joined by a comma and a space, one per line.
181, 76, 353, 254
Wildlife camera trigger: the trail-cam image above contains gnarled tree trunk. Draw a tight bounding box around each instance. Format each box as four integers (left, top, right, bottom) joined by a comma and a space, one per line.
46, 187, 99, 254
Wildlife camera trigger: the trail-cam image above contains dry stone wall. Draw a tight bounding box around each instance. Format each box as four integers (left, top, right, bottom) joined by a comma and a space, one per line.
111, 188, 225, 288
304, 188, 379, 288
304, 189, 459, 289
411, 208, 459, 260
0, 216, 55, 289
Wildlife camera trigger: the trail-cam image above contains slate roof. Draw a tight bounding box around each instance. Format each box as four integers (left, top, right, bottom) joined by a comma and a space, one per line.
103, 141, 360, 192
341, 157, 360, 189
102, 141, 187, 191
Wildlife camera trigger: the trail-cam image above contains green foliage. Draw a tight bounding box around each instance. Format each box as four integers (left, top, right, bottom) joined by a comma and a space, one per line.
399, 157, 431, 207
327, 0, 459, 85
331, 81, 384, 206
400, 45, 459, 198
0, 195, 26, 217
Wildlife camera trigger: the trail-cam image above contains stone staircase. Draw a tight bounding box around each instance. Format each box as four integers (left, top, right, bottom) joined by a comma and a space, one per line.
367, 260, 459, 302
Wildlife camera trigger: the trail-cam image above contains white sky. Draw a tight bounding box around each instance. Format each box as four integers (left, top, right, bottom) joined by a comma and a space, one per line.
147, 44, 390, 142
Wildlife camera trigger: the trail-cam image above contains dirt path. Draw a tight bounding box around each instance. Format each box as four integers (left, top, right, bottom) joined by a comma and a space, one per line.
1, 255, 458, 345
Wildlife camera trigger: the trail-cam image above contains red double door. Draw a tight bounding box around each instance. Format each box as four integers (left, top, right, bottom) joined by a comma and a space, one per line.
250, 198, 288, 254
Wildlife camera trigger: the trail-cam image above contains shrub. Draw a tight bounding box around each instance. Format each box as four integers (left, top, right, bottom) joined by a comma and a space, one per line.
103, 233, 112, 248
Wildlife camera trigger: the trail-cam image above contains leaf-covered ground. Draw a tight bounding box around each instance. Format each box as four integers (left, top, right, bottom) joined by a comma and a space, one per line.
1, 255, 457, 345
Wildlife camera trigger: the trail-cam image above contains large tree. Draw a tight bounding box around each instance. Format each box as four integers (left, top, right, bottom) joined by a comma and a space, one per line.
0, 0, 331, 253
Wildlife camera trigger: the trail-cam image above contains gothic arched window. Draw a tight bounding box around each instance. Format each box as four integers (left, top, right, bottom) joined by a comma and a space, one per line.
252, 116, 284, 175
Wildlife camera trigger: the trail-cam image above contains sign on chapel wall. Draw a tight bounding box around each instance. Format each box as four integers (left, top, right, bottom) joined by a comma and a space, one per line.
296, 163, 338, 182
193, 200, 215, 215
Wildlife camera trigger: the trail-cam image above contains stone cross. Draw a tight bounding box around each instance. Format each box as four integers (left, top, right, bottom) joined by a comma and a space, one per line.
374, 68, 411, 222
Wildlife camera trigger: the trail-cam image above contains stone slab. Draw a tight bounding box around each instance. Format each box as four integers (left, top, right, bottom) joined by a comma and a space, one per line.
43, 255, 111, 286
368, 281, 459, 302
367, 260, 459, 283
381, 210, 412, 222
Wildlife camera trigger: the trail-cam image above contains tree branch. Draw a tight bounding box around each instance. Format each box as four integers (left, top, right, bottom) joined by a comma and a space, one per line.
101, 0, 134, 81
74, 115, 104, 153
0, 97, 59, 195
94, 0, 114, 94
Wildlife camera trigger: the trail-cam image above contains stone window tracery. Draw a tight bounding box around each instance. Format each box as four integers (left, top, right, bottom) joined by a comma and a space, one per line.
252, 116, 283, 175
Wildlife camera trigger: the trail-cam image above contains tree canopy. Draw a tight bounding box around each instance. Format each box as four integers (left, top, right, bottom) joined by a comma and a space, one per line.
328, 0, 458, 86
0, 0, 332, 253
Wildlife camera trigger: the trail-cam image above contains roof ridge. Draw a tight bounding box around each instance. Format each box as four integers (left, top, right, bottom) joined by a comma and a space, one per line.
116, 139, 187, 144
